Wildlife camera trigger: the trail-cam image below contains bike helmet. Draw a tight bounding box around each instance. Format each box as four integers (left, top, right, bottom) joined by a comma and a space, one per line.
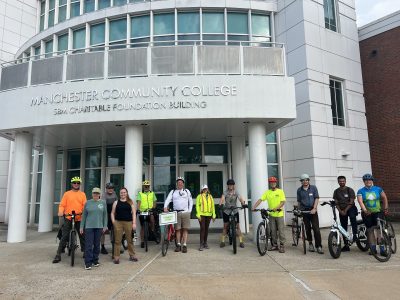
70, 176, 82, 183
362, 173, 374, 181
299, 174, 310, 181
268, 176, 278, 183
226, 179, 235, 185
176, 176, 185, 183
142, 180, 151, 186
105, 182, 114, 189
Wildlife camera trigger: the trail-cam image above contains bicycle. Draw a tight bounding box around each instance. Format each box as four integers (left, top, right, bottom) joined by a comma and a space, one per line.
253, 208, 281, 256
160, 210, 181, 256
321, 200, 359, 258
369, 214, 393, 262
64, 210, 82, 267
223, 205, 248, 254
385, 214, 397, 254
138, 208, 161, 252
286, 207, 311, 254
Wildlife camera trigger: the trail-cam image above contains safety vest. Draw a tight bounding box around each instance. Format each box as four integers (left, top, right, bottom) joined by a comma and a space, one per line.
196, 193, 216, 218
137, 191, 156, 211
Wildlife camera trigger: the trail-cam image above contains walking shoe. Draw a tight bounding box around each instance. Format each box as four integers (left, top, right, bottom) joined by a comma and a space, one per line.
279, 245, 285, 253
129, 256, 139, 262
101, 245, 108, 255
175, 245, 182, 252
203, 243, 209, 249
317, 247, 324, 254
182, 245, 188, 253
199, 244, 204, 251
220, 242, 225, 248
239, 242, 245, 248
93, 261, 100, 267
341, 245, 350, 252
52, 255, 61, 263
85, 265, 92, 270
113, 259, 120, 264
269, 245, 279, 251
140, 242, 145, 248
308, 244, 315, 252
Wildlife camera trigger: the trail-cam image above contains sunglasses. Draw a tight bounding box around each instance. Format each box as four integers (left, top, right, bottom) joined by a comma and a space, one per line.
72, 182, 81, 185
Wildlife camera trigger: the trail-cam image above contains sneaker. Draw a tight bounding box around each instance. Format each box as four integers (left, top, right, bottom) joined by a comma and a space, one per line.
93, 261, 100, 267
317, 247, 324, 254
308, 244, 315, 252
220, 242, 225, 248
52, 255, 61, 263
204, 243, 209, 249
85, 265, 92, 270
239, 242, 245, 248
199, 244, 204, 251
341, 245, 350, 252
279, 245, 285, 253
129, 256, 138, 262
101, 245, 108, 255
182, 245, 188, 253
175, 245, 182, 252
113, 259, 120, 264
140, 242, 145, 249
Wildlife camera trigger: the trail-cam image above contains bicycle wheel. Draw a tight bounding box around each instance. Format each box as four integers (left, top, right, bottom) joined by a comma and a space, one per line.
228, 224, 233, 245
356, 224, 369, 252
371, 227, 391, 262
328, 230, 341, 259
387, 221, 397, 254
291, 219, 299, 246
144, 221, 149, 252
256, 222, 268, 256
301, 222, 306, 254
70, 231, 77, 267
231, 220, 237, 254
161, 226, 169, 256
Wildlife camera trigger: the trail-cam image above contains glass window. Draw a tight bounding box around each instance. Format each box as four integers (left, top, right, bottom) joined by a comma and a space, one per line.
39, 0, 45, 31
73, 28, 86, 50
266, 132, 276, 143
70, 0, 80, 18
34, 46, 41, 60
38, 155, 44, 172
34, 204, 40, 224
84, 169, 101, 198
84, 0, 95, 13
324, 0, 337, 32
106, 147, 125, 167
58, 34, 68, 53
179, 144, 202, 164
67, 150, 81, 169
267, 144, 278, 163
48, 0, 56, 28
202, 12, 224, 33
58, 0, 67, 23
56, 152, 63, 170
114, 0, 127, 6
85, 148, 101, 168
153, 166, 176, 194
131, 15, 150, 47
90, 23, 105, 46
227, 12, 248, 34
109, 18, 127, 47
267, 165, 279, 182
251, 14, 270, 37
45, 40, 53, 58
204, 143, 228, 163
178, 12, 199, 34
330, 78, 345, 126
143, 145, 150, 165
153, 144, 175, 165
98, 0, 111, 9
154, 13, 174, 35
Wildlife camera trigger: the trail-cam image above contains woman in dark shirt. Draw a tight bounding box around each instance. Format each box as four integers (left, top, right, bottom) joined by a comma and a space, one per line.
111, 187, 138, 264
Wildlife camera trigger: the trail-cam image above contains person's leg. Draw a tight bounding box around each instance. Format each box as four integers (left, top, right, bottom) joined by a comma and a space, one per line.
75, 221, 85, 253
348, 206, 358, 240
269, 216, 279, 247
93, 228, 102, 264
149, 214, 155, 232
303, 215, 313, 243
175, 213, 182, 251
199, 216, 205, 247
311, 213, 323, 251
84, 228, 94, 267
204, 216, 211, 246
113, 221, 123, 261
339, 212, 350, 250
277, 217, 286, 252
123, 221, 136, 258
56, 219, 72, 257
139, 216, 145, 247
181, 213, 190, 253
220, 213, 229, 247
100, 232, 108, 254
235, 213, 244, 248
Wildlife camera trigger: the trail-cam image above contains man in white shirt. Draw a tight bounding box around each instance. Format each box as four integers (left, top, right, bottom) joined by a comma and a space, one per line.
164, 177, 193, 253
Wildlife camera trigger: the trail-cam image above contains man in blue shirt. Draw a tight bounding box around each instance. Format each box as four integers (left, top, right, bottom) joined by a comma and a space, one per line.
297, 174, 323, 254
357, 173, 389, 254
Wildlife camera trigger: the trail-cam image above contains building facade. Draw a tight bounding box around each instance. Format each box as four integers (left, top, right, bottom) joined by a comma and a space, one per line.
0, 0, 370, 243
359, 11, 400, 218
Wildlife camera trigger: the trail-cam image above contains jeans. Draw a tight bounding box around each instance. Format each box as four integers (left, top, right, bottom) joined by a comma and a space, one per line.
339, 205, 358, 239
84, 228, 102, 266
269, 216, 286, 246
199, 216, 212, 244
57, 219, 85, 255
303, 213, 322, 248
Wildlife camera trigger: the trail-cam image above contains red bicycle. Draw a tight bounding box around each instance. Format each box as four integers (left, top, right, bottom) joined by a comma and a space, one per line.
160, 210, 181, 256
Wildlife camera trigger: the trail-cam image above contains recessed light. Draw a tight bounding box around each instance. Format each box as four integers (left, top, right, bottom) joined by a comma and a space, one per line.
115, 124, 122, 127
268, 121, 276, 124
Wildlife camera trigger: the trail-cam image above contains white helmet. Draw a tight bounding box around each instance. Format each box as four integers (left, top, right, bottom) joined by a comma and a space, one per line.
176, 176, 185, 183
299, 174, 310, 181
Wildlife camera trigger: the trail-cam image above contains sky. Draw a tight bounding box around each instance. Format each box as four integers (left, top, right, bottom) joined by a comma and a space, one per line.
355, 0, 400, 27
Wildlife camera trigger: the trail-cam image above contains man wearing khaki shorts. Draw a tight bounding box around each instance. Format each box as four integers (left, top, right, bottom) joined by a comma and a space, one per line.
164, 177, 193, 253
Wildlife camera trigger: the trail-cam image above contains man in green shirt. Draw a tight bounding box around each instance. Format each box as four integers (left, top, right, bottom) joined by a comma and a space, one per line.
252, 177, 286, 253
137, 180, 158, 248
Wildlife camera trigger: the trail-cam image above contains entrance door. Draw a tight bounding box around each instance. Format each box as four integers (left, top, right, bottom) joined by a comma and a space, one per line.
180, 165, 227, 228
106, 167, 125, 196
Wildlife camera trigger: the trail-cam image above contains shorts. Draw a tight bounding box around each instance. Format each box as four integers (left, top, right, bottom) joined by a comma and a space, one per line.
175, 212, 191, 230
362, 211, 383, 228
223, 212, 239, 223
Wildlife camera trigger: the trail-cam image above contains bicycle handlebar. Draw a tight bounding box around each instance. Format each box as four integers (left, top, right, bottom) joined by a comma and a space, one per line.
253, 208, 282, 212
64, 212, 82, 217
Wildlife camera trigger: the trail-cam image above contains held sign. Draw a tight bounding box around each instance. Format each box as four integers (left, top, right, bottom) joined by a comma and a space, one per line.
159, 211, 178, 225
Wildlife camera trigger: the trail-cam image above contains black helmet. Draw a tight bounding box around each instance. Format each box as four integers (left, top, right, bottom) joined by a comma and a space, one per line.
106, 182, 114, 189
226, 179, 235, 185
362, 174, 374, 181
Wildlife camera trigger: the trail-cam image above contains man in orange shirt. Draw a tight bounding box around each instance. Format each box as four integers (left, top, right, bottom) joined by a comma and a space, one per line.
53, 176, 87, 263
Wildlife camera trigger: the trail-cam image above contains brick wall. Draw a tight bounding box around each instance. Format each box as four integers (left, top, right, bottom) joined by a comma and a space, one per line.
359, 26, 400, 217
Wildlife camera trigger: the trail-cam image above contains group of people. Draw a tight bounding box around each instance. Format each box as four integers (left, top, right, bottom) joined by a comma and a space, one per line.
52, 171, 389, 269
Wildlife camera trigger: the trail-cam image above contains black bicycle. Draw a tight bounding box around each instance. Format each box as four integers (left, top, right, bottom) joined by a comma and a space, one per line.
138, 208, 161, 252
224, 205, 247, 254
64, 210, 82, 267
253, 208, 280, 256
286, 207, 311, 254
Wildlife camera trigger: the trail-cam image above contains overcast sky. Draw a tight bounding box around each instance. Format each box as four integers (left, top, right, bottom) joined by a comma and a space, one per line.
355, 0, 400, 27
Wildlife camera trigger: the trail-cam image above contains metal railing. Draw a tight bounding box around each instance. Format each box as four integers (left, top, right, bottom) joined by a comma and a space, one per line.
0, 41, 286, 92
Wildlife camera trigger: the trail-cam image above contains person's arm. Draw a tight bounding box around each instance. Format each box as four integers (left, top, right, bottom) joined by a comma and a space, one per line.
188, 191, 193, 213
58, 193, 67, 217
381, 191, 389, 212
296, 188, 301, 206
238, 195, 246, 206
136, 193, 141, 211
219, 194, 225, 206
211, 195, 216, 220
164, 191, 173, 212
196, 194, 201, 220
153, 193, 157, 209
103, 200, 108, 231
252, 199, 262, 211
80, 203, 87, 234
111, 201, 117, 224
131, 202, 137, 230
311, 187, 319, 214
357, 194, 369, 214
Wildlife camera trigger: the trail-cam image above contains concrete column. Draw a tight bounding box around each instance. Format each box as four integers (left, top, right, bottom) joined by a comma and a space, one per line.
5, 141, 14, 224
248, 123, 268, 242
28, 150, 39, 225
38, 146, 57, 232
7, 133, 32, 243
125, 125, 143, 245
231, 136, 248, 234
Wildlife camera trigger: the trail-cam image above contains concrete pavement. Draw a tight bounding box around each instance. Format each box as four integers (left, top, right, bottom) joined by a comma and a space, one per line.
0, 224, 399, 300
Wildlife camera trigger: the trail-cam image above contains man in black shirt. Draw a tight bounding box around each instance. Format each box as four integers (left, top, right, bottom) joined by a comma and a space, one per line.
332, 176, 357, 251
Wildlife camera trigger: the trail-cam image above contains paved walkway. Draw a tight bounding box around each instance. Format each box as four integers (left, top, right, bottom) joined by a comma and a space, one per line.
0, 224, 399, 300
